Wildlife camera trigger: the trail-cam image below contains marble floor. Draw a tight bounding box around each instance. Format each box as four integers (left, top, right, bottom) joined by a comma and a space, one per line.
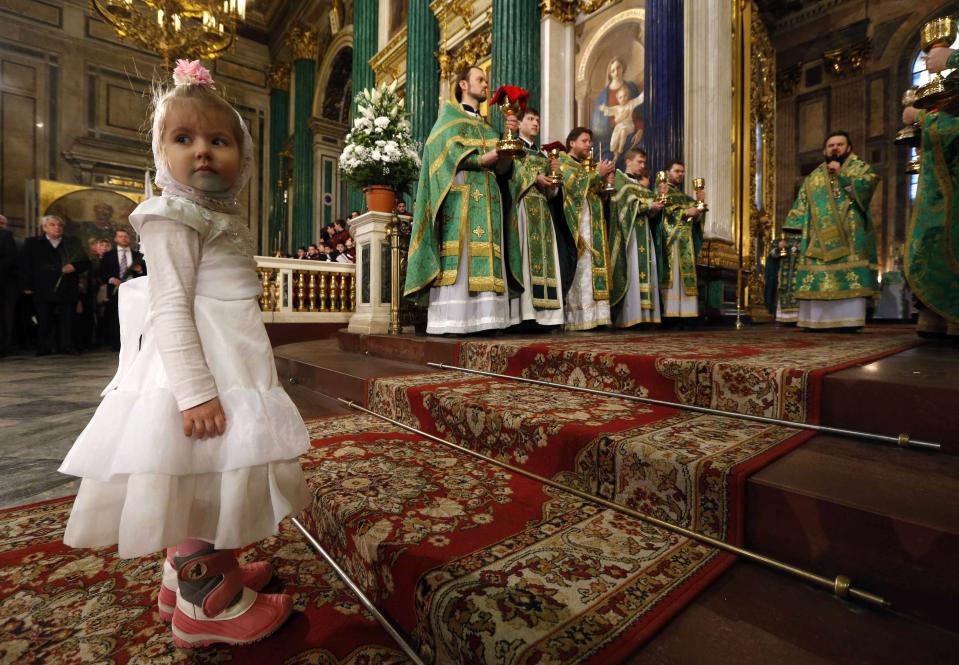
0, 351, 119, 509
0, 349, 346, 511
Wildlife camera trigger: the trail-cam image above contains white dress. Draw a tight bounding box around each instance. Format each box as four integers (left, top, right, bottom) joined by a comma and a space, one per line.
59, 195, 310, 558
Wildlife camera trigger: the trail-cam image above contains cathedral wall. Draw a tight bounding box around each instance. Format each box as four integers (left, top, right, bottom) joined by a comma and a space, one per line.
771, 0, 959, 271
0, 0, 271, 249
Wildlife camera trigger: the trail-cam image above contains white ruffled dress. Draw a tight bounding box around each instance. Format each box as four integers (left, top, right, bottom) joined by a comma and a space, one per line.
59, 195, 310, 559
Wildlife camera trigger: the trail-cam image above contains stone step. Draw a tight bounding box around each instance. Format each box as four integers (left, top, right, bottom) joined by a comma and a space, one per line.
821, 342, 959, 454
746, 433, 959, 633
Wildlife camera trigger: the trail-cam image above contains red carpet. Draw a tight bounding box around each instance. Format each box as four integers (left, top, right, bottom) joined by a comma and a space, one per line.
460, 329, 916, 424
0, 495, 407, 664
368, 371, 809, 545
299, 414, 732, 664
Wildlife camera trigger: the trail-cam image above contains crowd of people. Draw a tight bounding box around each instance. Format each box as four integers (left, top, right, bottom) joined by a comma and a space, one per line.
283, 216, 358, 262
0, 213, 144, 357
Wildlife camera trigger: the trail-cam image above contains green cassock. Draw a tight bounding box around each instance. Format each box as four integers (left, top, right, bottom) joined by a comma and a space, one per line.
510, 147, 561, 309
777, 233, 802, 317
557, 151, 610, 300
908, 104, 959, 323
781, 155, 880, 301
404, 102, 522, 299
653, 185, 703, 296
608, 170, 656, 309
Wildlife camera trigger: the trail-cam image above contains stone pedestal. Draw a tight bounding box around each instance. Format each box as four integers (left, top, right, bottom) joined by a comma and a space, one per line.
347, 211, 393, 334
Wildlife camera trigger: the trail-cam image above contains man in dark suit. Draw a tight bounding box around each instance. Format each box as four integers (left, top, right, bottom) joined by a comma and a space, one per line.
0, 214, 18, 357
19, 215, 90, 355
100, 228, 145, 351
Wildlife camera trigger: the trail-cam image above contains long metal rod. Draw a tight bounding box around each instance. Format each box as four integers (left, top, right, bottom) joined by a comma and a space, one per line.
338, 398, 890, 609
428, 363, 941, 452
291, 517, 427, 665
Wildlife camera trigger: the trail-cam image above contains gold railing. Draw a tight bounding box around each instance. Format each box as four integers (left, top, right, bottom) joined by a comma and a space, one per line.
254, 256, 355, 323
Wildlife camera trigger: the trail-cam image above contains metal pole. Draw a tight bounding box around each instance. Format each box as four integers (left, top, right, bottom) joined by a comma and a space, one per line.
291, 518, 427, 665
427, 363, 941, 452
388, 212, 402, 335
338, 398, 891, 609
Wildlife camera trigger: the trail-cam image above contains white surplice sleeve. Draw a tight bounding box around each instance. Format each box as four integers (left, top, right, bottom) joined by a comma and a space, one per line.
138, 218, 218, 411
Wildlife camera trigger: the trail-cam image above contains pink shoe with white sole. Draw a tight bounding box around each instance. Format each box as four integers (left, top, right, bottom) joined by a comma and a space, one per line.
167, 549, 292, 648
157, 548, 273, 622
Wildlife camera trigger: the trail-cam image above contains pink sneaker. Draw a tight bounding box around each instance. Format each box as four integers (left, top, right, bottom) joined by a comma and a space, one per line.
167, 549, 293, 648
157, 549, 273, 622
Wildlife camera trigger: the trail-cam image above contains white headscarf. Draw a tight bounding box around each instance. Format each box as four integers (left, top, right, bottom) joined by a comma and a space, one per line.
149, 60, 254, 214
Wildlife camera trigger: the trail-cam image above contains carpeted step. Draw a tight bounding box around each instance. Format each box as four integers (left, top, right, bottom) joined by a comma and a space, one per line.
299, 413, 734, 664
746, 433, 959, 633
0, 496, 409, 664
274, 338, 433, 406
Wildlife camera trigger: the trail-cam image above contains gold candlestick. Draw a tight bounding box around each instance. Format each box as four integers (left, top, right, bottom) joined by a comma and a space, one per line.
693, 177, 708, 212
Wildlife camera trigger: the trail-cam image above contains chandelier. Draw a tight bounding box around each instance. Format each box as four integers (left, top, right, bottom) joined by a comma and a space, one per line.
91, 1, 248, 66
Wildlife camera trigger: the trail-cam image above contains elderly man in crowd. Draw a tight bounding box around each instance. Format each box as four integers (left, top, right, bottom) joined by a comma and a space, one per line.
19, 215, 89, 355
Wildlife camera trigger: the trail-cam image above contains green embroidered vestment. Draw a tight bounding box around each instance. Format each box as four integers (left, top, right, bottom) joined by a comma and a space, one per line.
907, 108, 959, 322
557, 152, 610, 300
609, 170, 656, 308
510, 147, 561, 308
781, 155, 879, 301
405, 102, 522, 298
653, 185, 703, 296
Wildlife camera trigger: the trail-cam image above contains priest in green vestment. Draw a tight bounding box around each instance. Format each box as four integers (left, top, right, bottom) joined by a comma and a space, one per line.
609, 148, 661, 326
901, 46, 959, 336
404, 65, 522, 334
651, 160, 704, 319
782, 131, 879, 330
557, 127, 614, 330
508, 108, 572, 326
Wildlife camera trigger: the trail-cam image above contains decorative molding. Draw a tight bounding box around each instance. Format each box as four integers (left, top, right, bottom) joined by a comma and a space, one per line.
822, 39, 871, 77
540, 0, 614, 24
451, 30, 492, 75
370, 27, 408, 84
286, 23, 318, 61
268, 62, 291, 90
329, 0, 344, 35
777, 61, 802, 96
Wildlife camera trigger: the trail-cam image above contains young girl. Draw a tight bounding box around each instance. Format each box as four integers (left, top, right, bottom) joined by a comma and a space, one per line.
58, 61, 310, 648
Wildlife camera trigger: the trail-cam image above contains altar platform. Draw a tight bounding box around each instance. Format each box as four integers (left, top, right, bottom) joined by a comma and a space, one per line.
276, 326, 959, 664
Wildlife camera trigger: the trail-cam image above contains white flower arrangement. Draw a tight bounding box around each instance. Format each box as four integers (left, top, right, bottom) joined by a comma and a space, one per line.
339, 80, 420, 194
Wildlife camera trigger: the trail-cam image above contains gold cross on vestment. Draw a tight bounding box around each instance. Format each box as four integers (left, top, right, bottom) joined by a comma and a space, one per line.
640, 272, 647, 280
639, 246, 646, 253
473, 226, 485, 237
472, 188, 483, 202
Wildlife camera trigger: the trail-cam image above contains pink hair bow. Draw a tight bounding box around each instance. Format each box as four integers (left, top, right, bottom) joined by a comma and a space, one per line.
173, 59, 216, 90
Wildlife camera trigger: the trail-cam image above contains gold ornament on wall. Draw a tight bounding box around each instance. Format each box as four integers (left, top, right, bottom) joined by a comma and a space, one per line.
823, 39, 871, 78
541, 0, 614, 23
268, 62, 291, 91
286, 23, 318, 61
91, 0, 248, 67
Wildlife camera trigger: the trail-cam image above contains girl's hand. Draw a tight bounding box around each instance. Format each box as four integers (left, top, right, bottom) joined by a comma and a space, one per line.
182, 397, 226, 439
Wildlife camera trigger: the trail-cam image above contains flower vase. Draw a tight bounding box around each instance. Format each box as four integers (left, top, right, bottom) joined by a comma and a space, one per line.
364, 185, 396, 213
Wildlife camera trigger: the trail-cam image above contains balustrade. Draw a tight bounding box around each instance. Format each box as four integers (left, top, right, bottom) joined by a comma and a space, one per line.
254, 256, 355, 322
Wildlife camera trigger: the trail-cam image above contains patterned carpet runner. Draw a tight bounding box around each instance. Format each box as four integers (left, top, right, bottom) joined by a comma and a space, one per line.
459, 329, 916, 423
0, 493, 407, 664
300, 414, 732, 664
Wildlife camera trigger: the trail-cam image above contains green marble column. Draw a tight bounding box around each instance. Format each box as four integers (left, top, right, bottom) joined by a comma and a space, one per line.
268, 63, 290, 253
406, 1, 439, 149
288, 25, 317, 249
350, 0, 378, 213
491, 0, 541, 132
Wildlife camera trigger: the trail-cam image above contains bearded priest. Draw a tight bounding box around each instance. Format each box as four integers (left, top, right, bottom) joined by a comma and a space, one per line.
404, 65, 522, 334
782, 131, 880, 331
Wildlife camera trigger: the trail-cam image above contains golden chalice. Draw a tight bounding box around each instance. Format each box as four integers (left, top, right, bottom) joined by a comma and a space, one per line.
914, 17, 959, 111
656, 171, 669, 204
894, 87, 920, 147
547, 148, 562, 186
693, 177, 708, 212
495, 98, 526, 157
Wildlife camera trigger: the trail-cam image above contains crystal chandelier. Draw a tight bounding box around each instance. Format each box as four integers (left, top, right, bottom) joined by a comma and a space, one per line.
91, 1, 248, 66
